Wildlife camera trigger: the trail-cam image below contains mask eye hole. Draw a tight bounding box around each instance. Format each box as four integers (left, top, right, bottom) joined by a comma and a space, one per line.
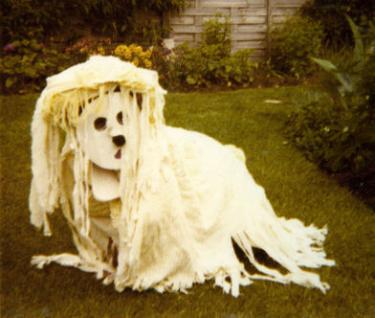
116, 112, 123, 125
94, 117, 107, 130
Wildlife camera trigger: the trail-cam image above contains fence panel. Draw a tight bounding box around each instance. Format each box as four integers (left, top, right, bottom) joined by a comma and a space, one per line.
169, 0, 306, 55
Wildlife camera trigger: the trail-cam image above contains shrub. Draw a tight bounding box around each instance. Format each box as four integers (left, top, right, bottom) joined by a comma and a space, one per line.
64, 37, 113, 57
0, 39, 75, 94
225, 49, 256, 86
201, 16, 231, 54
0, 38, 157, 94
171, 17, 256, 88
0, 0, 186, 46
269, 15, 324, 78
150, 45, 174, 88
301, 0, 375, 47
286, 18, 375, 174
286, 96, 374, 172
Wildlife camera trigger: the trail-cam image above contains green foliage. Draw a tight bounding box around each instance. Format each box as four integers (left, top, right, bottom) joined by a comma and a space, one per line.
201, 17, 231, 52
171, 17, 256, 88
150, 46, 174, 88
64, 37, 114, 57
286, 18, 375, 174
269, 15, 324, 78
0, 0, 186, 46
286, 95, 374, 172
301, 0, 375, 47
1, 37, 159, 94
0, 39, 78, 94
225, 49, 256, 85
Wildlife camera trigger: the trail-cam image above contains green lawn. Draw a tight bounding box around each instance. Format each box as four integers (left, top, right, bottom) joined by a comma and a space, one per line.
1, 87, 374, 317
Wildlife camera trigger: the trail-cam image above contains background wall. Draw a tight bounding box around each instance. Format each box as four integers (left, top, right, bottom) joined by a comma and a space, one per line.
169, 0, 306, 55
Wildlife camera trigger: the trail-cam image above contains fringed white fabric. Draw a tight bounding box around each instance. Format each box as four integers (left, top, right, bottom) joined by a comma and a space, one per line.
29, 56, 334, 297
29, 93, 61, 236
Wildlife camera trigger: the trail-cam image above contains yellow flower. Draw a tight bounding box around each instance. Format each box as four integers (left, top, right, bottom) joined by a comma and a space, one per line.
97, 46, 105, 55
114, 44, 134, 61
132, 57, 139, 66
144, 50, 152, 59
114, 45, 122, 56
134, 46, 143, 55
144, 60, 152, 68
129, 44, 137, 51
138, 51, 147, 59
123, 49, 132, 60
114, 44, 128, 57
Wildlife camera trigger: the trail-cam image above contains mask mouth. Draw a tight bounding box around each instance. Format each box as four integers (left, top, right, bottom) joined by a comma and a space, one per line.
91, 164, 120, 202
115, 149, 121, 159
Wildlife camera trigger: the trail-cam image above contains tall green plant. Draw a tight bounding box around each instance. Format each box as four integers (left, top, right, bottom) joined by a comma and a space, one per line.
286, 17, 375, 174
301, 0, 375, 47
311, 17, 375, 109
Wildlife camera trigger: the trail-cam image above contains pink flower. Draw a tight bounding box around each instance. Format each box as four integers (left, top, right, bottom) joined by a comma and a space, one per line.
3, 43, 15, 53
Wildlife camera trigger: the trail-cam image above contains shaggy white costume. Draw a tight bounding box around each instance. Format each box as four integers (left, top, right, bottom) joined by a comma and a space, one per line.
30, 56, 334, 297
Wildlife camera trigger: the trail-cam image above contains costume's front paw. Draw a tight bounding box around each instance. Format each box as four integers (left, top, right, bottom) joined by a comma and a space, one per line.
31, 255, 51, 269
102, 272, 115, 285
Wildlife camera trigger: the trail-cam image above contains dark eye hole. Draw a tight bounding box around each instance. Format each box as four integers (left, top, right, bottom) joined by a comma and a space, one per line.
94, 117, 106, 130
116, 111, 123, 125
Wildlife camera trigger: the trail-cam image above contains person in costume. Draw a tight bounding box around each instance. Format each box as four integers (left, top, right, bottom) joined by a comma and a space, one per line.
30, 56, 334, 297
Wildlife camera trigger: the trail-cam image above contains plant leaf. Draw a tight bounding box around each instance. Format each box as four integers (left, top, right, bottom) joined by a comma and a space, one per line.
346, 15, 364, 65
311, 57, 337, 72
336, 73, 353, 93
186, 75, 196, 85
5, 77, 17, 88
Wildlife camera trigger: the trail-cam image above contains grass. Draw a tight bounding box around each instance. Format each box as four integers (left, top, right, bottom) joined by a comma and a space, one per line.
1, 87, 374, 317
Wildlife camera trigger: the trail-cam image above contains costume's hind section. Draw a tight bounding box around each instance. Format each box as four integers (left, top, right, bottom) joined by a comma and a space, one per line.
30, 56, 334, 297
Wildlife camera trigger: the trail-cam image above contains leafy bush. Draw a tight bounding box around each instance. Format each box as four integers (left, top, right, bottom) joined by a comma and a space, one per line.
286, 18, 375, 174
201, 16, 231, 53
286, 95, 374, 172
150, 45, 174, 88
301, 0, 375, 47
64, 37, 114, 57
0, 37, 157, 94
269, 15, 324, 78
1, 0, 186, 46
0, 39, 76, 94
171, 17, 256, 88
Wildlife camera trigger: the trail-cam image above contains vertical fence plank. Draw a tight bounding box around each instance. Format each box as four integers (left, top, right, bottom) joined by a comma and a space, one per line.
266, 0, 271, 57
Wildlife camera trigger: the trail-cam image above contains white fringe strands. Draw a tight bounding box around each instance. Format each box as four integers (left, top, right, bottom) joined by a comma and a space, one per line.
30, 56, 335, 297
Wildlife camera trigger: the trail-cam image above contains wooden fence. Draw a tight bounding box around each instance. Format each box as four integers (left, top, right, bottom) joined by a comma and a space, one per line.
169, 0, 306, 55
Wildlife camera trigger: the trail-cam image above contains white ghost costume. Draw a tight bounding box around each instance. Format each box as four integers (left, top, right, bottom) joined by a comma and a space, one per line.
29, 56, 334, 297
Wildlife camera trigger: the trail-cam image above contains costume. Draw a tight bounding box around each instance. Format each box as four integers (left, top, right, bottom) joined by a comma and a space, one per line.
30, 56, 334, 297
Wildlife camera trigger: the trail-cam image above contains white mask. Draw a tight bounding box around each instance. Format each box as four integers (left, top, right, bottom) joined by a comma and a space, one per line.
77, 93, 126, 170
77, 92, 126, 201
